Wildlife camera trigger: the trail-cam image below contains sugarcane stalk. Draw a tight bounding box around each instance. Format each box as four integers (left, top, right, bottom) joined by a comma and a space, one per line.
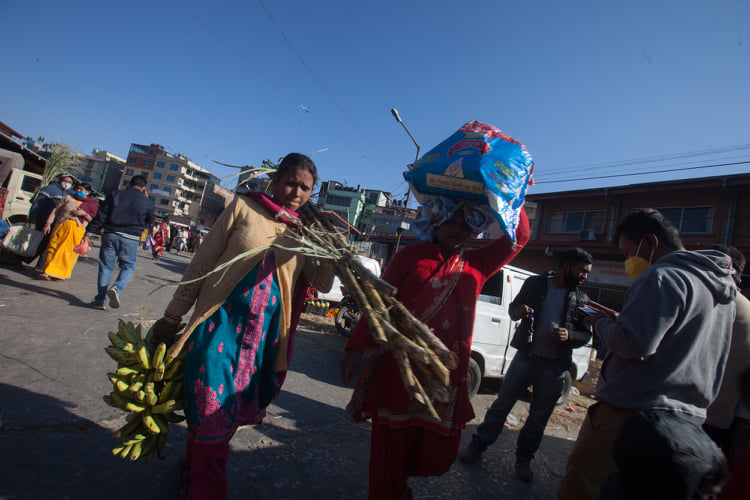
392, 348, 440, 419
337, 264, 388, 344
408, 334, 451, 387
411, 360, 451, 403
381, 322, 429, 365
388, 298, 458, 370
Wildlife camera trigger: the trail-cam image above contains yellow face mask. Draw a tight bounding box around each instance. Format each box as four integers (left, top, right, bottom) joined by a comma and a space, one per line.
624, 239, 654, 280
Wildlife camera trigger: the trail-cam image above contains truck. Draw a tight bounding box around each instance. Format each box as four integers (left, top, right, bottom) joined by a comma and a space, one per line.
469, 264, 593, 405
0, 148, 44, 224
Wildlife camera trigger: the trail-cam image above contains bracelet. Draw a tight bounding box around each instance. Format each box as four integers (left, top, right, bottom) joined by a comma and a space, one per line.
163, 312, 181, 325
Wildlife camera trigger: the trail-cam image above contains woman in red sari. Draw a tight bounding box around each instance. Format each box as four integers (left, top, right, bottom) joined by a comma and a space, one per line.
152, 217, 170, 261
341, 197, 529, 499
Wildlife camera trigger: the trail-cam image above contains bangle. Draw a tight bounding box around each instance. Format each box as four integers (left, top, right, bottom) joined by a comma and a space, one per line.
163, 312, 181, 325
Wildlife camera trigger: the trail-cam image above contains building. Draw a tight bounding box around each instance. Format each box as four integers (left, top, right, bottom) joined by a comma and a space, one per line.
317, 181, 368, 229
514, 173, 750, 307
76, 149, 126, 195
121, 143, 230, 224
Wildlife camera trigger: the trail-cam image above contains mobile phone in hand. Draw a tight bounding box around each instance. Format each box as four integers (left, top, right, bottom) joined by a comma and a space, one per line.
579, 306, 597, 315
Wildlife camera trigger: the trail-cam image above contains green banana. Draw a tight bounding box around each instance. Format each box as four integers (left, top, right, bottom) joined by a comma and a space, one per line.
108, 331, 130, 350
135, 345, 150, 371
134, 390, 146, 403
153, 361, 166, 382
119, 442, 134, 458
164, 412, 186, 423
163, 359, 183, 381
116, 365, 142, 377
128, 440, 143, 461
128, 373, 146, 393
152, 400, 176, 415
142, 410, 167, 435
105, 346, 138, 365
151, 343, 166, 370
118, 320, 140, 346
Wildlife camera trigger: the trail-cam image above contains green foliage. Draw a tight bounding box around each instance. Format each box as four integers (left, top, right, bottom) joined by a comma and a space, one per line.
42, 144, 82, 187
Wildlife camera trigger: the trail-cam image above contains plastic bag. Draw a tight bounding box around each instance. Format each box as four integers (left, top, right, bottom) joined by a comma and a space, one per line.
404, 121, 534, 242
73, 236, 90, 256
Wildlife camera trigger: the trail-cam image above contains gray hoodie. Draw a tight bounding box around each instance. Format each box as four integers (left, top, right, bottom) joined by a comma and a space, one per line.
595, 249, 736, 423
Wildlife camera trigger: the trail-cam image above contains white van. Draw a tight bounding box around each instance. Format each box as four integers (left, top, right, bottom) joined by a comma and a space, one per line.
0, 148, 43, 224
316, 254, 382, 304
470, 265, 592, 404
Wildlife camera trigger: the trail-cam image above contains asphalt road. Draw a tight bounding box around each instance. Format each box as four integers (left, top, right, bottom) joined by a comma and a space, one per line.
0, 242, 586, 500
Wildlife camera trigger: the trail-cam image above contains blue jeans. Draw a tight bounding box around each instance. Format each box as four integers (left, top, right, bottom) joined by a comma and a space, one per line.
94, 232, 139, 304
471, 351, 565, 462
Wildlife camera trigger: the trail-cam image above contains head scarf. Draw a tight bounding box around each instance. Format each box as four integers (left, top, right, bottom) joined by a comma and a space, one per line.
411, 195, 492, 242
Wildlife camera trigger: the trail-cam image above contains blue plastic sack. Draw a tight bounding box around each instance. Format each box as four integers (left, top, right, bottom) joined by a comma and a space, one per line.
404, 121, 534, 242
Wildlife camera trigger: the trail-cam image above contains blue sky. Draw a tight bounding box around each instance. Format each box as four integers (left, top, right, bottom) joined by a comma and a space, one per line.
2, 0, 749, 200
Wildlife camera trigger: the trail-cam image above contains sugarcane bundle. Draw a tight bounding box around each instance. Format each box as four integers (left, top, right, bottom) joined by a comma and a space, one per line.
293, 204, 458, 419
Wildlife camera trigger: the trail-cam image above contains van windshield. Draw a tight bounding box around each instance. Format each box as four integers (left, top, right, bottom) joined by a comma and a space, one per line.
478, 271, 503, 305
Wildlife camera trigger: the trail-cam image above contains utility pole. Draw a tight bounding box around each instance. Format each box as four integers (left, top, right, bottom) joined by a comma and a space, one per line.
391, 108, 420, 253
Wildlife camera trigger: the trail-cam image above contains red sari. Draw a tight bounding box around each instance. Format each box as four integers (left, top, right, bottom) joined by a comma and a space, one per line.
345, 209, 530, 498
152, 222, 169, 258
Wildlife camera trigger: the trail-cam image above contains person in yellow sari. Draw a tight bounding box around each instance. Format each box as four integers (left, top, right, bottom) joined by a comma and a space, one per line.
40, 183, 99, 280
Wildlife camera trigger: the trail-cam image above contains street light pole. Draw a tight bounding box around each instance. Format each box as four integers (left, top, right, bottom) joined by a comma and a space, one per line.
391, 108, 420, 253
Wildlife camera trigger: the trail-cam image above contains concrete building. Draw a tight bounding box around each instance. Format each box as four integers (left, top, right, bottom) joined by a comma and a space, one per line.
121, 143, 230, 225
514, 173, 750, 307
76, 149, 126, 195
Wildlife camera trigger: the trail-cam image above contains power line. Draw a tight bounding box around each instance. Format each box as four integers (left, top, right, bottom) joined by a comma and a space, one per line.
256, 0, 398, 169
535, 160, 750, 185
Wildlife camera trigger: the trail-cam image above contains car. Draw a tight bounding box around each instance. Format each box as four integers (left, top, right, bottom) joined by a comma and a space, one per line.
469, 265, 593, 405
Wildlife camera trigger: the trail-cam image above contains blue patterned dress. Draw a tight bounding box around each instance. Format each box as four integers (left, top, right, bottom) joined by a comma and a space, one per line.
183, 254, 285, 443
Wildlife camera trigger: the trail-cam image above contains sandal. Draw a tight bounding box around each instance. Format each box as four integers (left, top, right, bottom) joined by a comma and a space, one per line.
177, 457, 191, 498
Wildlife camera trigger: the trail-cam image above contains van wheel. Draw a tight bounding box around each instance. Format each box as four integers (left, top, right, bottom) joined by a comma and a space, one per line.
468, 358, 482, 398
556, 371, 573, 406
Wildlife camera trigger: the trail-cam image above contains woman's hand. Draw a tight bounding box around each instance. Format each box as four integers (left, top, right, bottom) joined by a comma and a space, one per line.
151, 318, 181, 347
43, 224, 51, 235
340, 350, 363, 385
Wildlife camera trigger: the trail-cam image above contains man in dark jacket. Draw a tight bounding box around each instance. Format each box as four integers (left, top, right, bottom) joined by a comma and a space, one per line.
87, 175, 154, 309
459, 247, 594, 481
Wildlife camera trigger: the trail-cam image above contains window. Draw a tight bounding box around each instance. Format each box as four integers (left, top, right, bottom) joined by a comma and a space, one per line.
156, 161, 165, 168
150, 184, 159, 190
125, 168, 134, 176
547, 210, 604, 234
167, 175, 176, 182
163, 187, 171, 193
160, 198, 169, 205
128, 157, 137, 164
170, 164, 179, 171
144, 160, 153, 167
326, 195, 351, 207
659, 207, 713, 234
478, 271, 504, 305
153, 173, 162, 179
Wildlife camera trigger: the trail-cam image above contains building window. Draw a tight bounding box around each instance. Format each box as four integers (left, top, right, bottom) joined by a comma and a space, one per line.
154, 172, 162, 179
170, 164, 179, 171
326, 195, 351, 207
160, 198, 169, 205
163, 187, 171, 193
658, 206, 713, 234
125, 168, 134, 176
156, 161, 165, 168
167, 175, 176, 182
144, 160, 153, 167
128, 157, 137, 164
150, 184, 159, 190
547, 210, 605, 234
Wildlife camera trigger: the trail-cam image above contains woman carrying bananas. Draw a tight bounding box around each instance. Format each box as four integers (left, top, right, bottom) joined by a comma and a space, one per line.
151, 153, 334, 500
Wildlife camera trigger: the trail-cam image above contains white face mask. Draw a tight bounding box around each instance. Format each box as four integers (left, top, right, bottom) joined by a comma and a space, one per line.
61, 182, 72, 190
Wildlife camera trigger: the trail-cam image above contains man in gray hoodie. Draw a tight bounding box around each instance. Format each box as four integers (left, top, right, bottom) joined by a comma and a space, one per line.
557, 209, 736, 500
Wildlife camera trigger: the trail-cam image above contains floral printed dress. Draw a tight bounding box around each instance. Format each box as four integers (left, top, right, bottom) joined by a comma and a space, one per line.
183, 254, 285, 443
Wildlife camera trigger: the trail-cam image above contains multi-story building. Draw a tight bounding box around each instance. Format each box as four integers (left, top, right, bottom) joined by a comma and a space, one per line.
121, 143, 230, 224
514, 173, 750, 307
76, 149, 126, 195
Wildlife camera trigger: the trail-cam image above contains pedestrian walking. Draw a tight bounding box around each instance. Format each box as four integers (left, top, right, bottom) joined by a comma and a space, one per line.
38, 182, 98, 280
340, 196, 530, 500
150, 153, 334, 500
26, 173, 73, 267
86, 175, 155, 309
151, 217, 170, 261
459, 247, 594, 482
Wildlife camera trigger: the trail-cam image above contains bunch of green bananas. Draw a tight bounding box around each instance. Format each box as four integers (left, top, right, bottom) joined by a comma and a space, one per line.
103, 320, 186, 463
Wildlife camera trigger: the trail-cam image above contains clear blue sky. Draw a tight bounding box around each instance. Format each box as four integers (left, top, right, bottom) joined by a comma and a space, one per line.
2, 0, 749, 200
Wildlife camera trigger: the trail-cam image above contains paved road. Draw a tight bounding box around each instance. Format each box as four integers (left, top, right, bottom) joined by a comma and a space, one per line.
0, 243, 581, 499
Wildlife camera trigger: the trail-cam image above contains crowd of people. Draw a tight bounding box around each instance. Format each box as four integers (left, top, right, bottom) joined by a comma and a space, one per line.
3, 153, 750, 500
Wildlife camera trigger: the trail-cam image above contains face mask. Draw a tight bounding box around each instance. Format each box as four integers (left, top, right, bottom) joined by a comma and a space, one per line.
624, 239, 654, 280
61, 182, 72, 190
72, 191, 87, 198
